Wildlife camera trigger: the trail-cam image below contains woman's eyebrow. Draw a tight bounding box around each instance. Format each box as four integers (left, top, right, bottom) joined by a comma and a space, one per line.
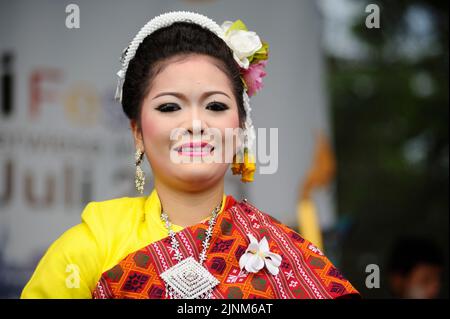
152, 91, 231, 100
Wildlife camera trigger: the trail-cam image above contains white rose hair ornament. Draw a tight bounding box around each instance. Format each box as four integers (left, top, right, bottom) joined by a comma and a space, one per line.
114, 11, 269, 183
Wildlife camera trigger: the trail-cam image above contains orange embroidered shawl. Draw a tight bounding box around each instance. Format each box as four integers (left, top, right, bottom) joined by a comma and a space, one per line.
92, 196, 360, 299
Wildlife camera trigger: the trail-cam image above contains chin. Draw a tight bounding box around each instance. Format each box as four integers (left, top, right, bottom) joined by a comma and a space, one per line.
171, 163, 227, 185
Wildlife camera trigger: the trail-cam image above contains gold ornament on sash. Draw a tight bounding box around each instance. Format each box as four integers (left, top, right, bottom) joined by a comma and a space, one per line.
231, 146, 256, 183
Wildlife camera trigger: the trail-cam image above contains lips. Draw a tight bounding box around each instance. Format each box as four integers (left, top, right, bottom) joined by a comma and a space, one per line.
174, 141, 215, 156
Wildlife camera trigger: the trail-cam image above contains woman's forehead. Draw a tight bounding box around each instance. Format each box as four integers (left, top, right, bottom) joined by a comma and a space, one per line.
148, 55, 233, 95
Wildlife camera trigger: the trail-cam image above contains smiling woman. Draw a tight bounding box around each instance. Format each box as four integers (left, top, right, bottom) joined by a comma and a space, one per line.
20, 11, 360, 299
132, 53, 241, 207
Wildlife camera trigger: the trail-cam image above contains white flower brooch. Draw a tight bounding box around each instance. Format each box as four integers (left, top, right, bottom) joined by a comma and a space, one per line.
239, 233, 282, 276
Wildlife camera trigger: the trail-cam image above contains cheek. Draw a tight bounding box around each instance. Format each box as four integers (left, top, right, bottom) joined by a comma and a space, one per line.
214, 111, 241, 157
218, 111, 240, 130
140, 114, 158, 141
140, 108, 170, 148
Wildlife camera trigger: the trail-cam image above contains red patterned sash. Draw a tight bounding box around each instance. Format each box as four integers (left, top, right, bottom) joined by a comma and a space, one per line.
92, 196, 360, 299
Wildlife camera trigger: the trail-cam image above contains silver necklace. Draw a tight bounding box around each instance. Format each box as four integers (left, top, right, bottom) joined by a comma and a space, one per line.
160, 200, 222, 299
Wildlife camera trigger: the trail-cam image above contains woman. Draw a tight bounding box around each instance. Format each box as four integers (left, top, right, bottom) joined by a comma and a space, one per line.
21, 11, 360, 299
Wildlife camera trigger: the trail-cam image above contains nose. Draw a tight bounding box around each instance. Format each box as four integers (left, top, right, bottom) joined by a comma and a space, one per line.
187, 120, 207, 136
185, 108, 208, 136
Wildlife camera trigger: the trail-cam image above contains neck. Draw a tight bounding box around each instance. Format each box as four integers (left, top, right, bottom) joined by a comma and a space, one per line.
154, 178, 225, 228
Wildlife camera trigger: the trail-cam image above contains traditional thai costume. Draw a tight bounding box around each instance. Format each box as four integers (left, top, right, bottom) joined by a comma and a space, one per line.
22, 189, 359, 299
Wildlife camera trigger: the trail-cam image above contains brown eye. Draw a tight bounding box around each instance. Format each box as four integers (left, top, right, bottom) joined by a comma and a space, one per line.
155, 103, 181, 112
206, 102, 229, 111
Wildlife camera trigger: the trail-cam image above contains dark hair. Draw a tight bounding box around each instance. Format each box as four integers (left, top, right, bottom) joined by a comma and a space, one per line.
387, 237, 444, 276
121, 21, 245, 130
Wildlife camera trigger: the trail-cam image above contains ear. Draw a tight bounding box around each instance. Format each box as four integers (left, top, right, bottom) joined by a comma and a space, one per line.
130, 119, 144, 150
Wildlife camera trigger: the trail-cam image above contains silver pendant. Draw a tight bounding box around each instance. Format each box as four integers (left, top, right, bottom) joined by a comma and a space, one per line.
160, 256, 219, 299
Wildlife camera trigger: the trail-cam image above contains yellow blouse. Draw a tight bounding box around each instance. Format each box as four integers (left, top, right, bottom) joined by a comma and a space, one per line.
20, 189, 227, 299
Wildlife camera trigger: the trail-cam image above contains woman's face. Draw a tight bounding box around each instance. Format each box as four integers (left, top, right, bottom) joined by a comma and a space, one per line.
132, 54, 241, 191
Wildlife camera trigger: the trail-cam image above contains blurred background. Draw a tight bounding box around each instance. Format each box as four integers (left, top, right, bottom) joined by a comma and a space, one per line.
0, 0, 448, 298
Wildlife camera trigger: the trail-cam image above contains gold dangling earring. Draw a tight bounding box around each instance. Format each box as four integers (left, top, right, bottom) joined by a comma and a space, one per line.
134, 149, 145, 194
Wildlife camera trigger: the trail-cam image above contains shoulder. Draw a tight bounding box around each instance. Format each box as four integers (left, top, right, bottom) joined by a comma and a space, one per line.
80, 196, 146, 234
230, 199, 313, 248
228, 198, 290, 233
81, 197, 146, 224
229, 199, 361, 299
21, 196, 147, 299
